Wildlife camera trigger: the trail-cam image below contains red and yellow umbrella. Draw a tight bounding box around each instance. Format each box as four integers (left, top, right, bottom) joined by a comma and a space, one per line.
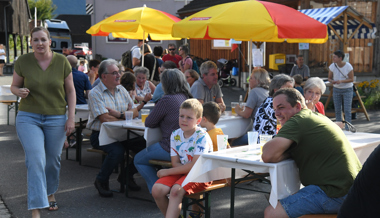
172, 0, 328, 43
86, 6, 181, 40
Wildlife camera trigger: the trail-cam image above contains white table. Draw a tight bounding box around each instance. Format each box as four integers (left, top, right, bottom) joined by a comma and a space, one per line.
0, 85, 12, 96
99, 113, 252, 147
74, 104, 90, 122
182, 131, 380, 216
182, 146, 300, 209
99, 120, 162, 147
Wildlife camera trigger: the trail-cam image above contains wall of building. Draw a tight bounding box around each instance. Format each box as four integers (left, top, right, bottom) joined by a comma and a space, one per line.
86, 0, 188, 61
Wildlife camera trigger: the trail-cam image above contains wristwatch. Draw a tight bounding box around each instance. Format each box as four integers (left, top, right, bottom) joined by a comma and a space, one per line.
119, 112, 125, 119
142, 100, 147, 104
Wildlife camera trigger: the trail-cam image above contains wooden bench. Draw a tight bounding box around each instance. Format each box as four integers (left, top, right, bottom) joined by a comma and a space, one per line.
0, 100, 18, 125
149, 159, 173, 168
300, 214, 337, 218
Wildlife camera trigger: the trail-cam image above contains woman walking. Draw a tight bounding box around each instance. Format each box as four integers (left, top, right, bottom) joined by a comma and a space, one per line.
11, 26, 76, 218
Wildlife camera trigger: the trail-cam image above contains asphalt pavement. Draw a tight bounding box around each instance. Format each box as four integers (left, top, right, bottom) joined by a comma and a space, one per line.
0, 74, 379, 218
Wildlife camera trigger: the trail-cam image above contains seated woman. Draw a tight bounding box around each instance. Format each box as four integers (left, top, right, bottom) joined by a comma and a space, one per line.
185, 69, 199, 87
304, 77, 326, 115
134, 68, 192, 193
134, 66, 156, 102
232, 68, 270, 146
233, 74, 294, 145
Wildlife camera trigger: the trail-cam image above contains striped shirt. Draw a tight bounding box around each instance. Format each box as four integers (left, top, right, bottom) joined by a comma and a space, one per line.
87, 80, 134, 131
145, 93, 188, 152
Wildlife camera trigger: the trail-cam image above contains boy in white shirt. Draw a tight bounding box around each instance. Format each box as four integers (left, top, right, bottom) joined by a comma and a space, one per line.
152, 99, 213, 218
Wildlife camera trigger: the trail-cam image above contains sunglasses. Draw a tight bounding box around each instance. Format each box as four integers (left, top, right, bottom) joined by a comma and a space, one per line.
168, 48, 175, 51
178, 48, 182, 51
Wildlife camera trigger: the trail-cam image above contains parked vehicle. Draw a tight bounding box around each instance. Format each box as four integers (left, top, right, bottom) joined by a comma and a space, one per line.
44, 19, 72, 53
72, 45, 93, 60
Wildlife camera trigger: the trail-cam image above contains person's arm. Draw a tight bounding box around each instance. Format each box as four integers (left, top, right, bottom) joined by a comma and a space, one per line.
328, 70, 335, 84
304, 66, 310, 80
84, 89, 91, 99
134, 93, 152, 112
11, 72, 30, 98
64, 73, 76, 136
157, 155, 201, 178
215, 97, 226, 112
88, 70, 96, 85
132, 57, 140, 67
148, 81, 156, 94
235, 104, 253, 118
261, 137, 293, 163
335, 70, 354, 84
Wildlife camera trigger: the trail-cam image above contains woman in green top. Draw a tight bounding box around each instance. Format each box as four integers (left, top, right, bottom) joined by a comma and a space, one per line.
11, 27, 76, 218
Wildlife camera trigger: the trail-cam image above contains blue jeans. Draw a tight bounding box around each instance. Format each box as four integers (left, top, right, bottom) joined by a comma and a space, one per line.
333, 87, 353, 129
232, 133, 248, 146
90, 131, 145, 182
134, 142, 171, 193
16, 111, 66, 210
280, 185, 347, 218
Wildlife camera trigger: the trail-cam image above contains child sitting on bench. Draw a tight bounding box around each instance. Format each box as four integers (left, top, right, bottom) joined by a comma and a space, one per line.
152, 99, 213, 218
200, 101, 230, 151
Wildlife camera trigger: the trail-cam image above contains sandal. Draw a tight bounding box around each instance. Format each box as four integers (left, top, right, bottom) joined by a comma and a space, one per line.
48, 201, 58, 211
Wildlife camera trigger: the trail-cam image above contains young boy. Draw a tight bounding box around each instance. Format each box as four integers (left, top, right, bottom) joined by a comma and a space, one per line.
200, 102, 230, 151
152, 99, 213, 218
292, 74, 304, 95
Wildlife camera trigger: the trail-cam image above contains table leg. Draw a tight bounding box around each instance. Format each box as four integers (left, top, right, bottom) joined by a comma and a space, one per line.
76, 118, 82, 163
230, 168, 236, 218
354, 86, 370, 121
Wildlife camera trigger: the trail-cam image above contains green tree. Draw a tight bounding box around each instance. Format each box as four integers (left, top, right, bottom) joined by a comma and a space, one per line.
28, 0, 57, 21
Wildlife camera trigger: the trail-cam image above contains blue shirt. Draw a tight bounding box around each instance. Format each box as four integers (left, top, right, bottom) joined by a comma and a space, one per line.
151, 83, 165, 103
72, 67, 92, 104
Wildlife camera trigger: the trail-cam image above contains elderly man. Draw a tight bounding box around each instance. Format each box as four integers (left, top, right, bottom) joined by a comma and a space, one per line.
262, 88, 361, 218
87, 59, 151, 197
66, 55, 92, 104
190, 61, 226, 112
290, 55, 310, 80
162, 43, 182, 68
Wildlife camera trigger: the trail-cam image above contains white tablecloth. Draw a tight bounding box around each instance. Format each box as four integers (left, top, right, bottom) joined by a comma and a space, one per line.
99, 120, 162, 147
217, 113, 252, 138
183, 131, 380, 208
74, 104, 90, 122
182, 146, 300, 208
0, 85, 12, 96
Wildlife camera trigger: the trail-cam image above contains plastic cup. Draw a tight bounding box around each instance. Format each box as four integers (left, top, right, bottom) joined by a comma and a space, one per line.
247, 131, 258, 150
217, 135, 228, 152
231, 102, 239, 115
259, 135, 273, 144
125, 111, 133, 124
141, 109, 150, 123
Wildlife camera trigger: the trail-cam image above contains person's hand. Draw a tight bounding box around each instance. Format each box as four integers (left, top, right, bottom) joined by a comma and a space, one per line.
218, 103, 226, 113
157, 169, 170, 178
63, 140, 69, 149
335, 80, 341, 84
235, 104, 242, 115
65, 119, 75, 137
17, 88, 30, 98
105, 107, 120, 118
143, 93, 152, 102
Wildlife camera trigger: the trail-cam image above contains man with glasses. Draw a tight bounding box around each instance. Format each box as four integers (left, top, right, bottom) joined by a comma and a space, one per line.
162, 43, 182, 68
87, 59, 149, 197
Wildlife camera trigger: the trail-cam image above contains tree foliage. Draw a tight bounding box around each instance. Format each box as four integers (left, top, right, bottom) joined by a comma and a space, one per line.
28, 0, 57, 21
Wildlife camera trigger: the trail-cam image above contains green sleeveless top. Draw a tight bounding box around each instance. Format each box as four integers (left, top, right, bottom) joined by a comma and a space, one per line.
14, 52, 71, 115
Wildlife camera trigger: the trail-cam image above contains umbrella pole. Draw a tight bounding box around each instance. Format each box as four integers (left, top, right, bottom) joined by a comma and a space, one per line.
249, 39, 252, 76
142, 31, 145, 67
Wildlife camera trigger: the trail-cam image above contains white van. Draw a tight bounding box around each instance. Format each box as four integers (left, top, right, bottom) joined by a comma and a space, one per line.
44, 19, 72, 53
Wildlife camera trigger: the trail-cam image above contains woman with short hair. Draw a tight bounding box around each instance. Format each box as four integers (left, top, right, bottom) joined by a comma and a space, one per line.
184, 69, 199, 87
134, 66, 156, 102
304, 77, 326, 115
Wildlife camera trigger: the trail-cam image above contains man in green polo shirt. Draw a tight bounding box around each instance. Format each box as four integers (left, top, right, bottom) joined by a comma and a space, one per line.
262, 88, 361, 218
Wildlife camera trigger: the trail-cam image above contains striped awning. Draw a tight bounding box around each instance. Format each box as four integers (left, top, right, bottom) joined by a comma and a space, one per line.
299, 6, 377, 40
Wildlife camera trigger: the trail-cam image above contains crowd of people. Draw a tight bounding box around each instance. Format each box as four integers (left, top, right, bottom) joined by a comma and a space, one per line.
10, 26, 376, 218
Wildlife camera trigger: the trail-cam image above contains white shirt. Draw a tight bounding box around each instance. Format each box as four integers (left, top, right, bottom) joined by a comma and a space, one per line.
329, 62, 353, 89
0, 49, 5, 60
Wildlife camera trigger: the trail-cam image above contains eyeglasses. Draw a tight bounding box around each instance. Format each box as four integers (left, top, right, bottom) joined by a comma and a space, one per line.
168, 48, 175, 51
104, 71, 121, 76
